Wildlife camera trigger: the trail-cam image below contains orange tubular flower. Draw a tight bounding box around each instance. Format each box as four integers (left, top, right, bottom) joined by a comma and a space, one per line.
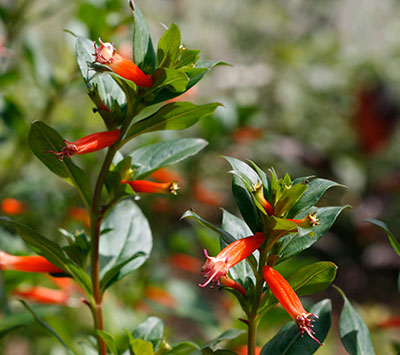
168, 253, 203, 273
68, 207, 90, 227
13, 286, 69, 305
263, 266, 322, 345
145, 286, 177, 309
200, 232, 265, 288
288, 212, 320, 228
48, 129, 120, 161
0, 251, 64, 274
1, 198, 26, 215
93, 39, 153, 88
122, 180, 180, 195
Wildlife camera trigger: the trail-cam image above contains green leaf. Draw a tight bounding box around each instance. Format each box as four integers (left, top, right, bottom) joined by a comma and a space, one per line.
224, 157, 263, 233
0, 217, 92, 294
202, 329, 245, 350
168, 341, 200, 354
127, 337, 154, 355
278, 206, 349, 262
132, 317, 164, 352
28, 121, 92, 207
364, 219, 400, 255
76, 36, 126, 123
153, 68, 189, 93
157, 23, 181, 67
20, 300, 75, 354
125, 102, 220, 141
130, 138, 208, 179
261, 300, 331, 355
97, 330, 119, 355
274, 183, 308, 217
288, 178, 345, 218
99, 200, 152, 290
260, 262, 337, 314
131, 4, 156, 74
221, 209, 256, 287
176, 48, 200, 68
181, 210, 236, 245
335, 286, 376, 355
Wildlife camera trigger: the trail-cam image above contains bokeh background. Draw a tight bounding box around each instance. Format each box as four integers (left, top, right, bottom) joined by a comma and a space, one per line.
1, 0, 400, 354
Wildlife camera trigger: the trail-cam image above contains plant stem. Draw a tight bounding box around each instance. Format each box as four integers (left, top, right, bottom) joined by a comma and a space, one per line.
247, 248, 268, 355
89, 101, 141, 355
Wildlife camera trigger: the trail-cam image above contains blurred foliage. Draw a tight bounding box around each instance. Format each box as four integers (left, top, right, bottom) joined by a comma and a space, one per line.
1, 0, 400, 354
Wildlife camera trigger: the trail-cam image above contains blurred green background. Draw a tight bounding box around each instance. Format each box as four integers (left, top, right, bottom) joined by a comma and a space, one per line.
1, 0, 400, 354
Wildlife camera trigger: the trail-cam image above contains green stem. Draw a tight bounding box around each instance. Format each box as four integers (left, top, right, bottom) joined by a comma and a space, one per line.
247, 248, 268, 355
89, 100, 141, 355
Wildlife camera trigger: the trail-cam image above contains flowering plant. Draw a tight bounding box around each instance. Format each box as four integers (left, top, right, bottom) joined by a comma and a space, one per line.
0, 3, 381, 355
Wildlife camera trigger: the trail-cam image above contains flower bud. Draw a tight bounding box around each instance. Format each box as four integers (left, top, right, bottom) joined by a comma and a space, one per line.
13, 286, 69, 305
122, 180, 180, 195
288, 212, 320, 228
252, 182, 274, 216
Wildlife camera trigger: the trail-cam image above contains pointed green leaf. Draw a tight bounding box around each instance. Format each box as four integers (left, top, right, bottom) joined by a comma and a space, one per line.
274, 183, 308, 217
168, 341, 200, 354
29, 121, 92, 207
132, 317, 164, 351
261, 300, 331, 355
157, 23, 181, 67
153, 68, 189, 93
131, 4, 156, 73
125, 102, 220, 141
76, 36, 126, 116
278, 206, 349, 262
0, 325, 24, 340
130, 138, 208, 179
288, 178, 346, 218
364, 219, 400, 255
335, 286, 376, 355
99, 200, 152, 290
202, 329, 245, 350
181, 210, 236, 245
20, 300, 75, 354
176, 48, 200, 67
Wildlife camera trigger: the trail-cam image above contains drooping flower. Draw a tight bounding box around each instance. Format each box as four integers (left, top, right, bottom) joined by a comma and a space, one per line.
0, 251, 64, 274
48, 129, 120, 160
1, 198, 26, 215
200, 232, 265, 288
122, 180, 180, 195
287, 212, 320, 228
93, 39, 153, 87
13, 286, 69, 305
263, 265, 322, 345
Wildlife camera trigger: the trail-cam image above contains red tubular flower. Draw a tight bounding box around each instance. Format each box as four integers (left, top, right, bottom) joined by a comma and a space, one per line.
200, 232, 265, 288
263, 266, 322, 345
13, 286, 69, 305
150, 167, 183, 184
287, 212, 320, 228
0, 251, 64, 274
93, 39, 153, 87
220, 276, 246, 295
122, 180, 180, 195
68, 207, 90, 227
1, 198, 26, 215
48, 129, 120, 160
252, 183, 274, 216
